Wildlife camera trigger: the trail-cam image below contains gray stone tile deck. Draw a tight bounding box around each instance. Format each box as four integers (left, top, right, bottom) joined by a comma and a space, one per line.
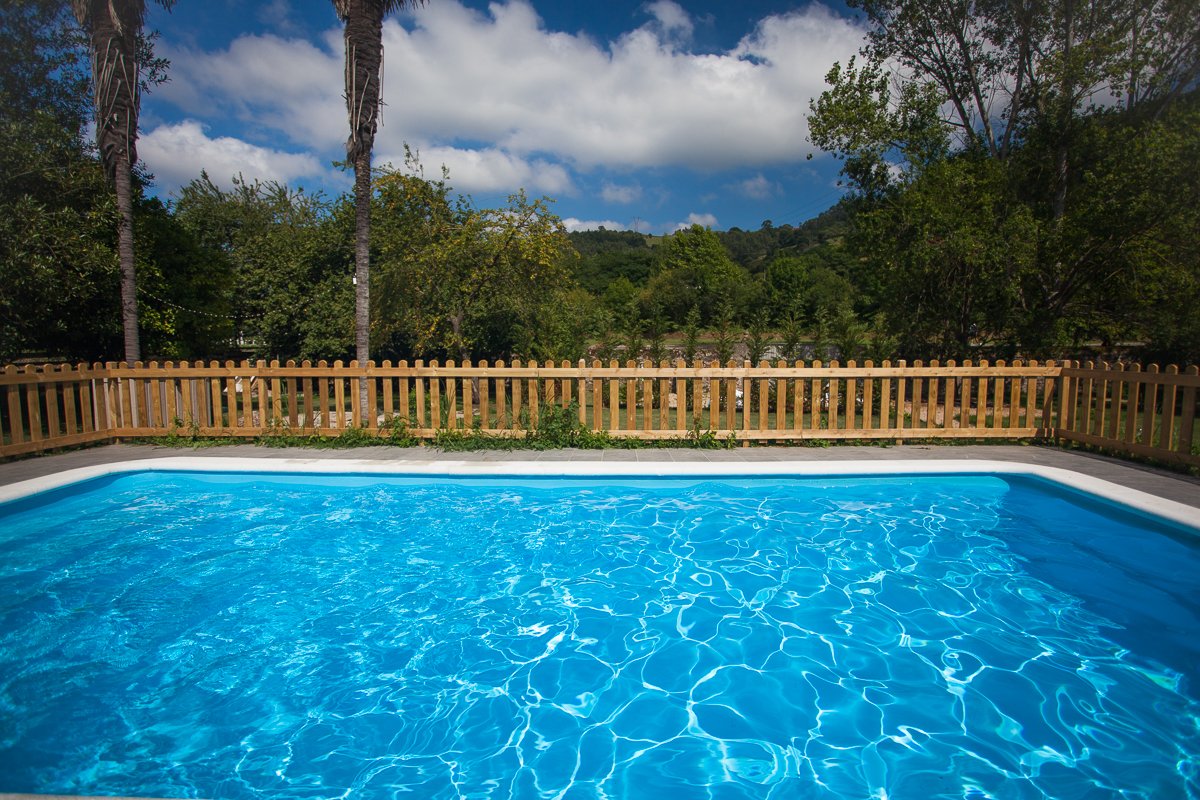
1, 442, 1197, 511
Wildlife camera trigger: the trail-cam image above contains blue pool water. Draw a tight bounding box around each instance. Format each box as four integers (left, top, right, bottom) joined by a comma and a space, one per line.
0, 471, 1197, 799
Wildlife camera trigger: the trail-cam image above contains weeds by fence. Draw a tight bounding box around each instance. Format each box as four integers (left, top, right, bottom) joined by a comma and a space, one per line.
2, 359, 1197, 466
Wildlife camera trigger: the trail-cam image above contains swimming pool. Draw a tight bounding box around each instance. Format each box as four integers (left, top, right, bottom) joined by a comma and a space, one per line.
0, 462, 1197, 799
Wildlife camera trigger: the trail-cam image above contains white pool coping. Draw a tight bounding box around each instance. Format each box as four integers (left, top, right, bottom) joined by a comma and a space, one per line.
1, 456, 1197, 532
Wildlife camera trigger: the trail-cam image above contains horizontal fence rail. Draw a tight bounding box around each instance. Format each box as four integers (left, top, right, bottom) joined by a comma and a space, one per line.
1, 359, 1197, 465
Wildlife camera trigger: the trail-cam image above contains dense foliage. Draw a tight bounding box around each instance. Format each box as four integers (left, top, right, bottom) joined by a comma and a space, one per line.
1, 0, 1197, 366
806, 0, 1200, 362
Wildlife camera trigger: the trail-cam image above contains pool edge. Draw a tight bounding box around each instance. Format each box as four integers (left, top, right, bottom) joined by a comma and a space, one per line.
1, 456, 1196, 533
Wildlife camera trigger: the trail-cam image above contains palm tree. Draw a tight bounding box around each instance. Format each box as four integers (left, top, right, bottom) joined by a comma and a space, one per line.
71, 0, 173, 364
332, 0, 423, 401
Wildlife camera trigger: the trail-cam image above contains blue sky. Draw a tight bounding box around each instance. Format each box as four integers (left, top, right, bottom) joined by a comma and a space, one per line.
138, 0, 868, 233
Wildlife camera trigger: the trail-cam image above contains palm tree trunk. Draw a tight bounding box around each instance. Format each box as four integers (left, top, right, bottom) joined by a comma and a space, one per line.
353, 148, 371, 417
114, 148, 140, 363
74, 0, 151, 364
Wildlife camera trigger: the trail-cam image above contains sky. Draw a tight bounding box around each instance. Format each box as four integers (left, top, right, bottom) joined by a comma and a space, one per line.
137, 0, 870, 234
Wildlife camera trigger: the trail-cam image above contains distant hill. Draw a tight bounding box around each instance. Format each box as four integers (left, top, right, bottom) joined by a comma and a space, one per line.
567, 201, 851, 292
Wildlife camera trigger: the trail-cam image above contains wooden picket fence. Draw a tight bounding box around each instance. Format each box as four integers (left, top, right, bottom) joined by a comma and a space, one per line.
2, 359, 1198, 466
1058, 361, 1198, 466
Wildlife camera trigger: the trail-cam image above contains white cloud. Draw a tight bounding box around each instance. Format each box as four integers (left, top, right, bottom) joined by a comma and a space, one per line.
156, 0, 866, 181
157, 32, 345, 152
257, 0, 301, 35
600, 181, 643, 204
674, 212, 718, 231
139, 121, 328, 193
562, 217, 626, 232
372, 1, 865, 168
381, 145, 575, 195
733, 173, 778, 200
643, 1, 694, 43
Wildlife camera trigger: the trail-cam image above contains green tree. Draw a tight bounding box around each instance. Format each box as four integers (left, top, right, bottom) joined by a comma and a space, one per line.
645, 314, 669, 365
0, 155, 121, 361
681, 304, 702, 363
573, 248, 655, 295
765, 254, 857, 326
826, 307, 868, 362
601, 276, 639, 319
134, 195, 234, 358
808, 57, 948, 198
71, 0, 174, 363
2, 0, 220, 362
711, 302, 739, 364
621, 307, 645, 362
857, 157, 1037, 358
779, 308, 805, 363
1019, 100, 1200, 358
533, 287, 603, 362
745, 309, 771, 364
809, 0, 1200, 360
173, 174, 353, 361
645, 225, 752, 324
371, 162, 579, 362
1, 0, 117, 361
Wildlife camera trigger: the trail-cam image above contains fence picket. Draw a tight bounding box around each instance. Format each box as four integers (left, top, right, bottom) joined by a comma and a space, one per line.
642, 362, 653, 432
725, 361, 737, 434
1023, 361, 1036, 431
1141, 365, 1159, 447
312, 361, 327, 430
1123, 364, 1141, 444
809, 361, 822, 432
1161, 365, 1179, 450
673, 360, 686, 432
457, 360, 468, 429
81, 366, 96, 434
944, 361, 957, 429
928, 360, 941, 429
1180, 366, 1197, 456
527, 360, 539, 430
366, 361, 379, 429
793, 361, 805, 432
381, 362, 394, 425
42, 366, 61, 438
956, 364, 966, 428
394, 360, 408, 429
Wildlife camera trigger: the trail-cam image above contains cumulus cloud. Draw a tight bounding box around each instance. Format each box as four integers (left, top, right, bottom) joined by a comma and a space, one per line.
562, 217, 627, 232
382, 145, 575, 195
256, 0, 302, 35
600, 181, 643, 204
156, 32, 345, 151
674, 212, 719, 231
139, 121, 328, 193
155, 0, 866, 179
642, 1, 694, 43
382, 1, 865, 168
733, 173, 778, 200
